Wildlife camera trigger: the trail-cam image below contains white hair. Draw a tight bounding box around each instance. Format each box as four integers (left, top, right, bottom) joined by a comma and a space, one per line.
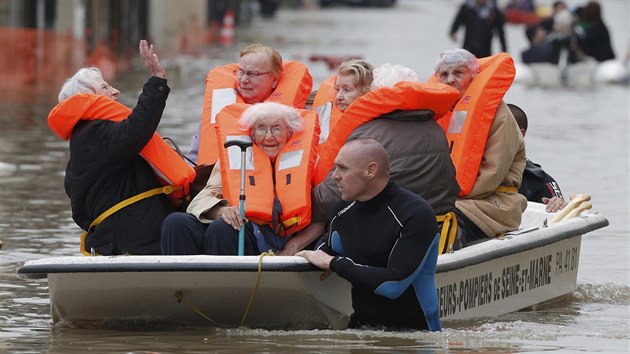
434, 49, 480, 78
371, 63, 419, 89
58, 67, 103, 102
239, 102, 303, 136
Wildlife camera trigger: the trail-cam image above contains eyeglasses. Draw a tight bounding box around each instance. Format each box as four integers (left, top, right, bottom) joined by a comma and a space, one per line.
253, 125, 285, 138
234, 68, 271, 79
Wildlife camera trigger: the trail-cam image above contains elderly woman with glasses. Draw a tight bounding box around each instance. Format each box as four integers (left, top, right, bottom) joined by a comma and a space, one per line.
161, 102, 306, 255
188, 43, 312, 165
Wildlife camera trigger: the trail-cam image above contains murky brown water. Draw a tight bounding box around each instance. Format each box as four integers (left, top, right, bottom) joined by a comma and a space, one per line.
2, 1, 629, 352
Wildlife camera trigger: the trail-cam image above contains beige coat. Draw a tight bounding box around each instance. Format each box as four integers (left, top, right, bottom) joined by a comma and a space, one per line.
186, 160, 227, 223
456, 102, 528, 237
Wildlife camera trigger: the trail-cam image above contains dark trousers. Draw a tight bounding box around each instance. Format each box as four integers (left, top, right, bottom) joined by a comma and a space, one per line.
161, 212, 260, 255
454, 208, 487, 247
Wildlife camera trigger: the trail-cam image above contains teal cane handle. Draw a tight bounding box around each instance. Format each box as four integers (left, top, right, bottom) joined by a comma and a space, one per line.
224, 140, 253, 256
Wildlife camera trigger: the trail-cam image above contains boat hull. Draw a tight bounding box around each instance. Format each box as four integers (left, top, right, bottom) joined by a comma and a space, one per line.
18, 204, 608, 329
437, 235, 580, 320
47, 262, 352, 329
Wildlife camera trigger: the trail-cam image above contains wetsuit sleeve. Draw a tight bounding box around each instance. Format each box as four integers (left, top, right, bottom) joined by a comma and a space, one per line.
330, 203, 437, 292
104, 76, 170, 168
315, 236, 334, 255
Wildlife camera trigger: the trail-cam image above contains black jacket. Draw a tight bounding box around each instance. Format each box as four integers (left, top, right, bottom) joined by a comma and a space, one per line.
450, 2, 507, 58
577, 21, 615, 62
518, 159, 564, 203
64, 77, 173, 255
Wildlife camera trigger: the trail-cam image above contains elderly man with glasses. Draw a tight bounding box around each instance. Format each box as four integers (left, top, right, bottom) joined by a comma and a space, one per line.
188, 43, 312, 166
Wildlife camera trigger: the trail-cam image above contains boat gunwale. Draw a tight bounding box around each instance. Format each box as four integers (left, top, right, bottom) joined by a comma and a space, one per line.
436, 213, 608, 272
17, 213, 609, 280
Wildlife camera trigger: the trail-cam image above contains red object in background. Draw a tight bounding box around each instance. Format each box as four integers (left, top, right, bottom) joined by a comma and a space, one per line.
505, 8, 541, 25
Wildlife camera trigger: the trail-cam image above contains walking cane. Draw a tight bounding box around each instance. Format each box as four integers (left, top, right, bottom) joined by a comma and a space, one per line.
224, 139, 253, 256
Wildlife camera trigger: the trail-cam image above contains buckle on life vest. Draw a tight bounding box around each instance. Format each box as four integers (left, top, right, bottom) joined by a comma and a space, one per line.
436, 211, 458, 255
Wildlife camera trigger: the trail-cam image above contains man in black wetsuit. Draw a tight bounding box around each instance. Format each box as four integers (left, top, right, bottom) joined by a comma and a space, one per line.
297, 139, 441, 331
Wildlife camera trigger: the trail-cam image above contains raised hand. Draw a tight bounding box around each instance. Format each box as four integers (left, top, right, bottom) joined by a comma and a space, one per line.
139, 40, 166, 79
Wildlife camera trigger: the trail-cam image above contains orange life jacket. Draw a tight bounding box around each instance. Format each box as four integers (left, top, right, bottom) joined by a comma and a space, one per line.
311, 74, 343, 147
312, 74, 336, 108
198, 61, 313, 165
311, 81, 460, 185
215, 103, 320, 236
428, 53, 515, 196
47, 93, 196, 206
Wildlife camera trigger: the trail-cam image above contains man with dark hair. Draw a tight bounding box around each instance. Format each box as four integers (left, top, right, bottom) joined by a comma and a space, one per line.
522, 25, 560, 64
508, 103, 566, 212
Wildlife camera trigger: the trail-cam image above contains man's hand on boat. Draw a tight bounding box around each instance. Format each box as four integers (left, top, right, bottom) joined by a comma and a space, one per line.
543, 196, 567, 213
139, 40, 166, 79
296, 250, 334, 281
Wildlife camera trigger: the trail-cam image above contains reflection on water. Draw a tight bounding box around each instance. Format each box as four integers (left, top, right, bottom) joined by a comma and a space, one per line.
1, 1, 629, 352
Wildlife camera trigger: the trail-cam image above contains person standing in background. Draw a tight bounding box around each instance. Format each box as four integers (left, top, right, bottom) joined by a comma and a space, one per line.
449, 0, 507, 58
574, 1, 615, 62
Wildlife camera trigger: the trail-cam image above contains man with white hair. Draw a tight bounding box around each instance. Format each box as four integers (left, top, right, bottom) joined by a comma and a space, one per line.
435, 49, 527, 246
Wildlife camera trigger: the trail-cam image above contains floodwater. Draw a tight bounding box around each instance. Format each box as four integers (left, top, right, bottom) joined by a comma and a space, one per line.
1, 0, 629, 352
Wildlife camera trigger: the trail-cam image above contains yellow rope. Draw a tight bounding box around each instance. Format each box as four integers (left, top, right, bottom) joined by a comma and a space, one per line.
240, 251, 275, 326
175, 290, 218, 325
174, 251, 275, 328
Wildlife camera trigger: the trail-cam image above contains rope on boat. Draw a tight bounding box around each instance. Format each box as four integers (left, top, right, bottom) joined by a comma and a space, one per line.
175, 290, 218, 325
174, 251, 275, 327
240, 251, 275, 326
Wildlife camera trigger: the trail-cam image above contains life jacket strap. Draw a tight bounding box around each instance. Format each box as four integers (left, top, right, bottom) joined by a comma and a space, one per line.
80, 185, 180, 256
496, 186, 518, 193
436, 211, 457, 255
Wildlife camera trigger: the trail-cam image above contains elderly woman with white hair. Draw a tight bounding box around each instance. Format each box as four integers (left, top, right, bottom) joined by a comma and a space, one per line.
46, 40, 183, 256
161, 102, 315, 255
434, 48, 527, 247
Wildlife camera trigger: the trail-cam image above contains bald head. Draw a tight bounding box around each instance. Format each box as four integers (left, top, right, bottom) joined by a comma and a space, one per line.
346, 139, 389, 176
332, 139, 390, 202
